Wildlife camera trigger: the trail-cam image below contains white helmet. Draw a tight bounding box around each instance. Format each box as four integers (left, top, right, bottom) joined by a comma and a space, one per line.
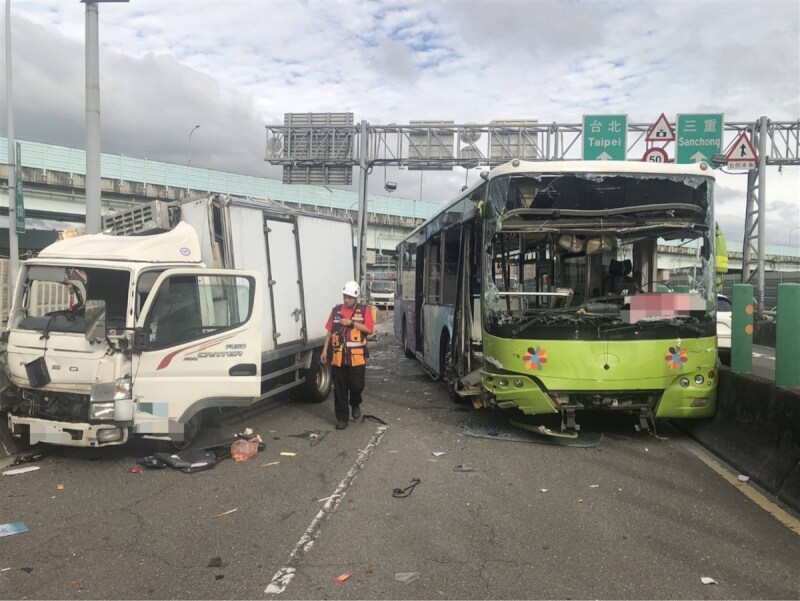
342, 280, 360, 298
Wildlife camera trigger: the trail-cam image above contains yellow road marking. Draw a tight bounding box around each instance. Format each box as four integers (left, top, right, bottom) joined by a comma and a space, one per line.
687, 445, 800, 536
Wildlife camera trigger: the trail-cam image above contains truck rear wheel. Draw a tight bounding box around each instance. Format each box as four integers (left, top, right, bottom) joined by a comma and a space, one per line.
300, 349, 331, 403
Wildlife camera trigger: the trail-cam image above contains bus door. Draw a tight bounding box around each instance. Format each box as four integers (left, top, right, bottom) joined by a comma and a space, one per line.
414, 245, 425, 354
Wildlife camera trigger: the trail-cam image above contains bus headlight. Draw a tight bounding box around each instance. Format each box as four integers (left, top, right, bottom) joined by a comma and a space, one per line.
513, 379, 524, 388
679, 377, 690, 388
498, 378, 509, 387
694, 375, 704, 385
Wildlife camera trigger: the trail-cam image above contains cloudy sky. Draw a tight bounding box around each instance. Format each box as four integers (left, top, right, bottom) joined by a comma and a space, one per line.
3, 0, 799, 246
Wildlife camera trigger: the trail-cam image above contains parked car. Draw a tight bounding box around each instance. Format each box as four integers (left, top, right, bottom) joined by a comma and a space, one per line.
717, 294, 732, 366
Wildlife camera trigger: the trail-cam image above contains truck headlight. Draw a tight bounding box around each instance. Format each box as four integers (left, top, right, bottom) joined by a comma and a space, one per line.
90, 402, 115, 420
113, 377, 132, 401
91, 377, 132, 402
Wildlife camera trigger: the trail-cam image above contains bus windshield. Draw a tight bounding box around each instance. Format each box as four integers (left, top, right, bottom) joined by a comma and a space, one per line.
482, 171, 716, 341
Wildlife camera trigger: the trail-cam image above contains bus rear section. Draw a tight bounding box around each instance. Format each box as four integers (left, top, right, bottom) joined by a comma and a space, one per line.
478, 160, 719, 431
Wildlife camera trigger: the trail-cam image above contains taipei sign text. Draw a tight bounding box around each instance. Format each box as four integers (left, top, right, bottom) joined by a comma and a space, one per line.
582, 115, 627, 161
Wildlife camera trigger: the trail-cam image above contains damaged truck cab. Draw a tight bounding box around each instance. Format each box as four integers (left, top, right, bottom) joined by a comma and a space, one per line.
2, 224, 262, 447
3, 196, 354, 447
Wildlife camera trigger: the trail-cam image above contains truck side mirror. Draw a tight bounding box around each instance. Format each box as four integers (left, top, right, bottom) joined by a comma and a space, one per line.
132, 327, 150, 353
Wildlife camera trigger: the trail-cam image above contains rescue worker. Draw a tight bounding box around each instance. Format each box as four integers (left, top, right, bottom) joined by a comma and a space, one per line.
321, 280, 375, 429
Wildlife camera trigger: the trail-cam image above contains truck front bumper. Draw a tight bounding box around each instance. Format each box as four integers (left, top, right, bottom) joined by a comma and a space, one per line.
7, 414, 129, 447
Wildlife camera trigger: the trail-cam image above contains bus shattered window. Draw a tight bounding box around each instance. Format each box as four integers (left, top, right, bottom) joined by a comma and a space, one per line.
482, 171, 717, 340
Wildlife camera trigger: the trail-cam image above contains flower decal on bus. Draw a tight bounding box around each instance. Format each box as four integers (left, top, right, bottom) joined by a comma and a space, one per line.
665, 345, 689, 370
522, 346, 547, 370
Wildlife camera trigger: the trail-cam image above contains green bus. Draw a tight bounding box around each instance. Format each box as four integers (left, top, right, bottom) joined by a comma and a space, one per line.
395, 160, 719, 432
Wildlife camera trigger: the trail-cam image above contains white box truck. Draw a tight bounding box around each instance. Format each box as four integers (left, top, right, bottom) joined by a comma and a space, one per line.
1, 196, 354, 448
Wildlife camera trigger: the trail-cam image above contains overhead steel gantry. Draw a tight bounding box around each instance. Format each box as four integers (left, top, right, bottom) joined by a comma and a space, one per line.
265, 117, 800, 303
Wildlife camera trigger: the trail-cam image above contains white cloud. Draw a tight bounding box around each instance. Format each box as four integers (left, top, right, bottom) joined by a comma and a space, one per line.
1, 0, 798, 244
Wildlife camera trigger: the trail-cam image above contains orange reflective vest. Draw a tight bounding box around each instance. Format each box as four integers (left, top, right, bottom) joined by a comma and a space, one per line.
330, 304, 368, 368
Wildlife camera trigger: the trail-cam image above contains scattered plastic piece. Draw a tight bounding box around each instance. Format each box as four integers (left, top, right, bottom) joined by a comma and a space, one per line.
20, 567, 34, 573
261, 461, 280, 467
207, 557, 223, 568
432, 451, 446, 457
335, 573, 352, 584
395, 572, 420, 585
540, 489, 548, 493
318, 494, 340, 503
487, 428, 499, 436
127, 466, 142, 474
453, 464, 477, 472
589, 484, 599, 488
645, 447, 649, 452
701, 577, 717, 585
577, 498, 583, 503
280, 452, 296, 457
213, 508, 238, 518
2, 466, 40, 476
8, 452, 46, 466
137, 456, 167, 469
0, 567, 11, 572
56, 484, 65, 490
737, 474, 750, 483
215, 575, 224, 581
0, 522, 29, 538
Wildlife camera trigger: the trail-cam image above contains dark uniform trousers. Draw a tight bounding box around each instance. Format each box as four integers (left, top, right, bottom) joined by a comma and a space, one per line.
332, 364, 365, 422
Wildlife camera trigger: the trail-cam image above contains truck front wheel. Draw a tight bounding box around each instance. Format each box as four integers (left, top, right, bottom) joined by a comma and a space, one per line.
170, 411, 203, 450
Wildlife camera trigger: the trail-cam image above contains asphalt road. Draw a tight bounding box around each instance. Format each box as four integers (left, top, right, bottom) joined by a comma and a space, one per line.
2, 319, 798, 600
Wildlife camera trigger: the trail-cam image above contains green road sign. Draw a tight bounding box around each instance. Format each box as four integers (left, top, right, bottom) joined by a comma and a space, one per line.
676, 113, 723, 164
582, 114, 627, 161
14, 142, 25, 234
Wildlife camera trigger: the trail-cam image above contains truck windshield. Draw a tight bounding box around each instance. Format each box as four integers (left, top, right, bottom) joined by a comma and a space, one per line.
13, 266, 130, 335
370, 281, 395, 293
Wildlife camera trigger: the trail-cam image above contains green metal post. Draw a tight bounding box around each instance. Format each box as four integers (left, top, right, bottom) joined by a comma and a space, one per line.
775, 283, 800, 388
731, 284, 753, 374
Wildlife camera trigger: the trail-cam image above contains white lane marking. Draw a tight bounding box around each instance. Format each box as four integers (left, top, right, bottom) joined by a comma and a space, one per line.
264, 425, 388, 595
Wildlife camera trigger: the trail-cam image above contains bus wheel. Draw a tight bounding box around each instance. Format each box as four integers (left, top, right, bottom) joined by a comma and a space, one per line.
300, 349, 332, 403
402, 319, 415, 359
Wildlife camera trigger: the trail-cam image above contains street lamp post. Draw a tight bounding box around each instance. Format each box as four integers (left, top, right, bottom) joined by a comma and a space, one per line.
187, 124, 200, 197
83, 0, 129, 235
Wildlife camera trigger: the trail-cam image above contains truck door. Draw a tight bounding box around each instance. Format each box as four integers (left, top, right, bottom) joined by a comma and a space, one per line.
264, 217, 305, 346
131, 269, 262, 436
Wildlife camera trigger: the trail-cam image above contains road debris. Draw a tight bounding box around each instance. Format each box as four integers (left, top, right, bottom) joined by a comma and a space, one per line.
289, 430, 329, 447
432, 451, 446, 457
540, 489, 548, 493
207, 557, 223, 568
127, 466, 143, 474
453, 464, 477, 472
56, 484, 65, 490
261, 461, 280, 468
589, 484, 599, 488
279, 452, 296, 457
701, 576, 718, 585
395, 572, 420, 585
335, 573, 352, 583
213, 509, 238, 518
392, 478, 421, 498
232, 437, 261, 462
0, 522, 29, 538
737, 474, 750, 483
2, 466, 40, 476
